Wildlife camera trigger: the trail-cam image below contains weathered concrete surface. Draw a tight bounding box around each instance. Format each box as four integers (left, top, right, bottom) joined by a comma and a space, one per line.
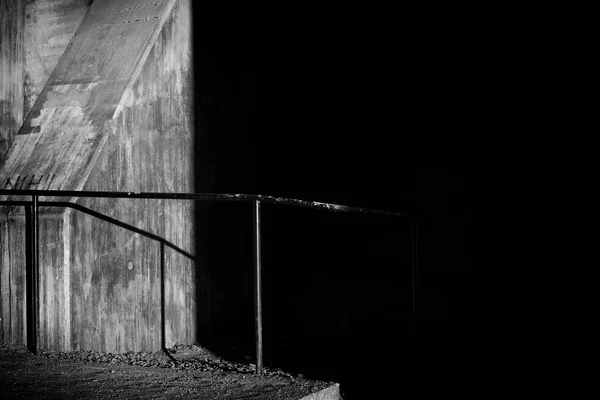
67, 0, 195, 352
24, 0, 92, 117
0, 0, 25, 168
298, 384, 340, 400
0, 215, 27, 345
0, 0, 26, 347
0, 0, 177, 205
0, 0, 195, 353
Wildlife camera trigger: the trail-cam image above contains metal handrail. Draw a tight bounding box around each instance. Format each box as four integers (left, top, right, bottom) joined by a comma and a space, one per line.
0, 189, 403, 217
0, 189, 410, 374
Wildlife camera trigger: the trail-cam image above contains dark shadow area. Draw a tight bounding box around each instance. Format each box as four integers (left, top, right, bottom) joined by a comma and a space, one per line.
191, 9, 256, 360
195, 201, 255, 362
192, 3, 485, 397
260, 206, 412, 381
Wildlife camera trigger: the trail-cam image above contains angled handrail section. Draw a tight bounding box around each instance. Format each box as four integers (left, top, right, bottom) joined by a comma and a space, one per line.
0, 189, 410, 374
0, 200, 195, 261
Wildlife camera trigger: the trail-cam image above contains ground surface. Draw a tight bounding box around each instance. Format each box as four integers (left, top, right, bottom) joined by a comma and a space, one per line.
0, 343, 337, 399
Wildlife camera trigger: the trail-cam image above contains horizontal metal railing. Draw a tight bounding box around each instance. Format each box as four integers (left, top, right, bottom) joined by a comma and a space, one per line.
0, 189, 403, 216
0, 189, 410, 374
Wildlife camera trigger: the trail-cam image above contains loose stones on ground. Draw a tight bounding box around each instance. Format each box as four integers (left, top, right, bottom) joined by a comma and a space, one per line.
35, 343, 298, 379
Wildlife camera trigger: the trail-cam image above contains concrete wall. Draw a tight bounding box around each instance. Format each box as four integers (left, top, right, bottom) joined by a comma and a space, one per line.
0, 0, 26, 340
24, 0, 92, 117
1, 0, 90, 169
0, 215, 27, 345
0, 0, 25, 168
0, 0, 196, 352
72, 0, 195, 351
1, 0, 180, 195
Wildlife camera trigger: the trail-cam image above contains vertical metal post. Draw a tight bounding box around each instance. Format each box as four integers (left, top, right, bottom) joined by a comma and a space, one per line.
25, 204, 35, 353
411, 218, 416, 337
253, 200, 263, 374
414, 220, 419, 300
32, 195, 39, 354
160, 241, 166, 351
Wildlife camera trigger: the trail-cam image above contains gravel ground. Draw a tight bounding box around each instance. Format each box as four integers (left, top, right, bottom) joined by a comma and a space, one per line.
0, 343, 337, 399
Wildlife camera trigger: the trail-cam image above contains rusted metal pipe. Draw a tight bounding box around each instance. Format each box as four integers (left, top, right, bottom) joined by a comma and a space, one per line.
253, 200, 263, 374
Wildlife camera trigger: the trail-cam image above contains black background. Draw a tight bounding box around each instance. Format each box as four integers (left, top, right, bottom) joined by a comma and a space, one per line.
192, 4, 492, 396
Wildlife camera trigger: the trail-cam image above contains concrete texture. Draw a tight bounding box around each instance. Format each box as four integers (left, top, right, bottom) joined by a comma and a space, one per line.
1, 0, 178, 203
24, 0, 92, 117
1, 0, 91, 168
1, 0, 195, 353
298, 384, 341, 400
0, 0, 25, 167
0, 0, 173, 200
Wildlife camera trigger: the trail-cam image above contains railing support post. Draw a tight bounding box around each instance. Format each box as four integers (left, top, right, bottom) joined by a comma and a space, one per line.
253, 200, 263, 374
25, 203, 34, 353
31, 195, 40, 354
411, 218, 418, 337
160, 241, 166, 351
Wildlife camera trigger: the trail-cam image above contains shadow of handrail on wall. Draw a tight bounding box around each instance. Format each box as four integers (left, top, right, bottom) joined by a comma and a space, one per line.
0, 200, 195, 261
0, 199, 193, 361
